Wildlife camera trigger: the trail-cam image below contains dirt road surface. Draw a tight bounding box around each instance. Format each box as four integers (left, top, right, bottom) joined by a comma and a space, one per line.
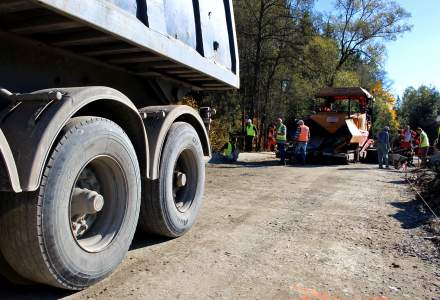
1, 152, 439, 299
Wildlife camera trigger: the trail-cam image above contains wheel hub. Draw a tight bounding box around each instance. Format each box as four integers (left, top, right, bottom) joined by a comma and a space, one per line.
69, 157, 129, 253
172, 149, 199, 213
70, 188, 104, 239
71, 188, 104, 215
175, 172, 187, 187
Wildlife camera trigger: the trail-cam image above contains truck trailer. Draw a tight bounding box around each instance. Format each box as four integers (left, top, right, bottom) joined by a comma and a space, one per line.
0, 0, 239, 290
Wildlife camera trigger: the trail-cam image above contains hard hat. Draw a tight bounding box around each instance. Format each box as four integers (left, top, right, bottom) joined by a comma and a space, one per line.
297, 120, 304, 125
436, 115, 440, 122
246, 119, 252, 124
384, 126, 390, 131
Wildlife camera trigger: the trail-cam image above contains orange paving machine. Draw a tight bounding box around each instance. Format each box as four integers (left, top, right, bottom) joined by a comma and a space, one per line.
304, 87, 374, 163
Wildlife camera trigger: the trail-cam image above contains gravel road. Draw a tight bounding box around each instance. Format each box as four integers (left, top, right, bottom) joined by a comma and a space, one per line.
1, 152, 439, 299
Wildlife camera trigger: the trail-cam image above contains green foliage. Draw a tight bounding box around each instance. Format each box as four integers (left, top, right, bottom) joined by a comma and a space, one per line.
373, 98, 396, 136
371, 81, 399, 135
399, 86, 440, 140
200, 91, 242, 151
328, 0, 412, 85
205, 0, 413, 150
333, 70, 360, 87
302, 36, 339, 87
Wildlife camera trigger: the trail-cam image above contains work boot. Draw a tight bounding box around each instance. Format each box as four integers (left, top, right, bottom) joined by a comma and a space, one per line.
379, 165, 383, 169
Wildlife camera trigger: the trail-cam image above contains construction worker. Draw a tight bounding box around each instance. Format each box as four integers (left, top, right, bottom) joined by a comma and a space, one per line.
266, 124, 277, 151
294, 120, 310, 165
221, 137, 239, 162
245, 119, 257, 152
416, 127, 429, 167
276, 118, 287, 165
376, 126, 390, 169
399, 125, 415, 166
402, 126, 413, 146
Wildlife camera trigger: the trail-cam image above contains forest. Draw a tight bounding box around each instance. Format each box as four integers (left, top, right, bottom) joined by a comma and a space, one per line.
195, 0, 440, 150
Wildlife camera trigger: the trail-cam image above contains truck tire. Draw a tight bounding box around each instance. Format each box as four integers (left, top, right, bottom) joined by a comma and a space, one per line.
0, 117, 141, 290
0, 248, 32, 285
139, 122, 205, 237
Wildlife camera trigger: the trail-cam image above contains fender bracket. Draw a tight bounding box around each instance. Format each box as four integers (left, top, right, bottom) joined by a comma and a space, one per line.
141, 105, 210, 180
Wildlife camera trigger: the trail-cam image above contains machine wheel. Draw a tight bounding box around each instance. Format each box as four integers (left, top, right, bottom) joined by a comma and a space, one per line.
139, 122, 205, 237
0, 117, 141, 290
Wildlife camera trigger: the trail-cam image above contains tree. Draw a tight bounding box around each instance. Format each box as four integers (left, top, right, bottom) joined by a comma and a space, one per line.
234, 0, 316, 149
399, 85, 440, 140
371, 81, 399, 135
206, 0, 413, 151
328, 0, 411, 86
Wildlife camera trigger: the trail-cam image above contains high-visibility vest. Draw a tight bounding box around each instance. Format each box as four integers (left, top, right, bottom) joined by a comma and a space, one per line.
223, 142, 233, 158
246, 124, 256, 137
420, 131, 429, 148
298, 125, 309, 142
276, 124, 286, 142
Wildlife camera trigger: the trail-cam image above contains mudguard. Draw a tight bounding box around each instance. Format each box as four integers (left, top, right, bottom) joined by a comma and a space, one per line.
141, 105, 211, 180
0, 86, 149, 192
0, 129, 21, 192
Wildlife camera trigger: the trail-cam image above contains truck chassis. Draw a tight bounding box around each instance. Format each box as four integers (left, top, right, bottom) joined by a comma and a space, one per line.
0, 0, 239, 289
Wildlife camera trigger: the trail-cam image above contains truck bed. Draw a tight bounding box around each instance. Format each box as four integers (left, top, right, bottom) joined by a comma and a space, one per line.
0, 0, 239, 91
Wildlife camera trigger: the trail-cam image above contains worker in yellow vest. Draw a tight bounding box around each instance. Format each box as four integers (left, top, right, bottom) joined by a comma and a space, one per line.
245, 119, 257, 152
276, 118, 287, 165
294, 120, 310, 165
416, 127, 429, 167
221, 137, 239, 162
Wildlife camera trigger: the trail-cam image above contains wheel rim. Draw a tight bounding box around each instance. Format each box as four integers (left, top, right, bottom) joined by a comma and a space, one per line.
172, 149, 198, 213
69, 155, 128, 253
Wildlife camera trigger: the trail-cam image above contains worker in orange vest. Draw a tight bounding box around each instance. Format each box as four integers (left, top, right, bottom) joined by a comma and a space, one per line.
294, 120, 310, 165
266, 124, 277, 151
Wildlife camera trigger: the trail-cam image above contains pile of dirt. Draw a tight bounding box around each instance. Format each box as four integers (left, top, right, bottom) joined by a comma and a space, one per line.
409, 169, 440, 214
408, 169, 440, 247
425, 219, 440, 246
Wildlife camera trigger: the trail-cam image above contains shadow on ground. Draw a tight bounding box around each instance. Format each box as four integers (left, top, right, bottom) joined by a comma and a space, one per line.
337, 167, 372, 171
0, 232, 170, 299
0, 278, 70, 300
209, 159, 325, 169
386, 180, 407, 185
129, 230, 172, 251
209, 160, 280, 168
389, 199, 432, 229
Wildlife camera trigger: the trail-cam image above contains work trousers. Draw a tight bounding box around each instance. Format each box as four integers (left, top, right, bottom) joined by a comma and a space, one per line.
277, 142, 286, 163
245, 136, 254, 152
296, 142, 307, 165
419, 147, 429, 167
221, 150, 239, 163
377, 143, 389, 168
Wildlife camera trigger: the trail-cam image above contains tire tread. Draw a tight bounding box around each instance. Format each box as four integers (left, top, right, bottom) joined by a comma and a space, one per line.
0, 116, 139, 289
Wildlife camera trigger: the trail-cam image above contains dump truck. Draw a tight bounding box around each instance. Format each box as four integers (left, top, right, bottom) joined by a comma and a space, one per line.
0, 0, 239, 290
297, 87, 373, 163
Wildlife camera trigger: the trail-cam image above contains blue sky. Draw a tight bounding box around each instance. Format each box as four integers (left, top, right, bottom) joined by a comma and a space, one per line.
315, 0, 440, 97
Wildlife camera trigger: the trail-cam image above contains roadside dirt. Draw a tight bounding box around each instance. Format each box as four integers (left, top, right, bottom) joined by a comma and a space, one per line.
1, 152, 439, 299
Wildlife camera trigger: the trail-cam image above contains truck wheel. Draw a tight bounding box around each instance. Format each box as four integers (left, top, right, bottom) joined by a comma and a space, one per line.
139, 122, 205, 237
0, 248, 32, 285
0, 117, 141, 290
